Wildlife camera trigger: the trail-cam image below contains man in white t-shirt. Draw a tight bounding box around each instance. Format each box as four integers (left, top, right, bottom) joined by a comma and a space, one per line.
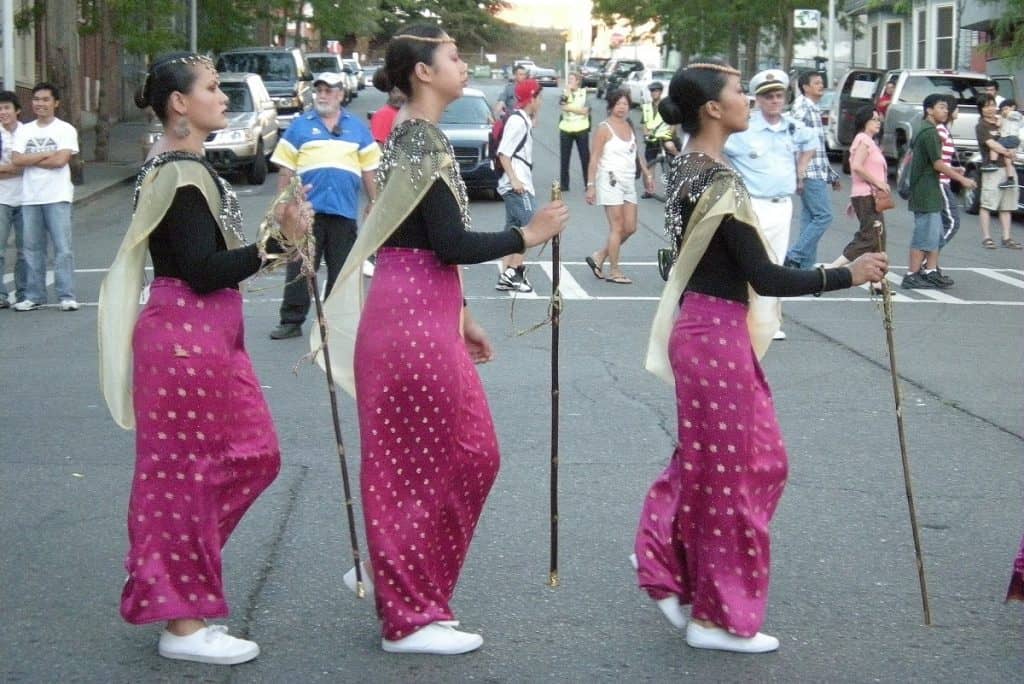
0, 90, 25, 308
495, 78, 542, 293
11, 82, 80, 311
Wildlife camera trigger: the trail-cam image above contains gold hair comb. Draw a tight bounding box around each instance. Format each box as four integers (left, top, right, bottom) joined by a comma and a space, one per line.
687, 62, 741, 76
393, 33, 454, 44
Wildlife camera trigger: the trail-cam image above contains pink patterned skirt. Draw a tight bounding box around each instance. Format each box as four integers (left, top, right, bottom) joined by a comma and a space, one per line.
121, 277, 280, 625
354, 248, 500, 641
1008, 532, 1024, 602
634, 292, 789, 637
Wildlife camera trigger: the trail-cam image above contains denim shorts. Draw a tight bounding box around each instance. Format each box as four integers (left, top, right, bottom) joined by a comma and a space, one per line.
502, 191, 535, 230
911, 211, 942, 252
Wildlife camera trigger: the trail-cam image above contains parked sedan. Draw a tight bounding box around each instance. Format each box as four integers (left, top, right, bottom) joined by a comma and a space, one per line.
529, 65, 559, 87
438, 87, 500, 196
625, 68, 675, 105
142, 72, 279, 185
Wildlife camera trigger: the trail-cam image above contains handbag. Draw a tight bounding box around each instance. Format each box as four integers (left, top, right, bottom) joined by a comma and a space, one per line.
873, 188, 895, 212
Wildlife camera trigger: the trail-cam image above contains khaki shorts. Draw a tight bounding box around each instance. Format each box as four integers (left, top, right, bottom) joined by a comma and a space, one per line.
980, 168, 1018, 212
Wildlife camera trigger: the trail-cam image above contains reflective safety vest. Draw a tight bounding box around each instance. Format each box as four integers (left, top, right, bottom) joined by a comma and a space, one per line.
641, 102, 673, 142
558, 88, 590, 133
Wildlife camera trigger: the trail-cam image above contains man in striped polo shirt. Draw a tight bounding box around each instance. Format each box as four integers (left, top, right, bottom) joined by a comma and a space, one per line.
269, 72, 380, 340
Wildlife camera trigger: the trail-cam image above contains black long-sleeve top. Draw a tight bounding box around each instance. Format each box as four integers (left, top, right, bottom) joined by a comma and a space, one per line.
383, 179, 525, 263
686, 216, 852, 303
148, 186, 263, 294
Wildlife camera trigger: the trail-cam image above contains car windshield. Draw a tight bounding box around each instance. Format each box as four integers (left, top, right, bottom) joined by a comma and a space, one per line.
344, 60, 360, 70
615, 62, 639, 74
218, 53, 296, 82
307, 56, 340, 72
441, 96, 491, 125
899, 75, 988, 106
652, 70, 674, 81
221, 83, 252, 112
585, 58, 608, 68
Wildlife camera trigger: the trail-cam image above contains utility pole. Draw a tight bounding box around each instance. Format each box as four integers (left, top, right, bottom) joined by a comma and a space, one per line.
190, 0, 197, 53
828, 0, 836, 85
2, 0, 13, 89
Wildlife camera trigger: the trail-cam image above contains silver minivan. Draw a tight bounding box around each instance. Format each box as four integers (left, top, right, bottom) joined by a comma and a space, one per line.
305, 53, 357, 103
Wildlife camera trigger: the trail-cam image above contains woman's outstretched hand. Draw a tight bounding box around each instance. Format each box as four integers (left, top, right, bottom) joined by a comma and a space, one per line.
848, 251, 889, 286
462, 313, 494, 364
521, 200, 570, 247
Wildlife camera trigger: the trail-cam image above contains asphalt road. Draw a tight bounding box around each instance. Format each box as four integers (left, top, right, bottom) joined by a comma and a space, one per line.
2, 81, 1022, 682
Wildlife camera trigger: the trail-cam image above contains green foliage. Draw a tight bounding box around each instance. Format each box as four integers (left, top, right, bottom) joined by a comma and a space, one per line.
985, 0, 1024, 66
372, 0, 509, 51
79, 0, 183, 57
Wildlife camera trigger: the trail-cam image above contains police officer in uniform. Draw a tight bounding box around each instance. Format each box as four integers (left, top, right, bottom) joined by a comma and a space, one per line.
558, 72, 591, 192
724, 69, 815, 339
640, 81, 680, 197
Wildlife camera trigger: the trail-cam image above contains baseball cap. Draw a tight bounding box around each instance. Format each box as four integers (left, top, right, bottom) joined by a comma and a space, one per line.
515, 78, 542, 106
749, 69, 788, 96
313, 72, 346, 89
647, 81, 664, 92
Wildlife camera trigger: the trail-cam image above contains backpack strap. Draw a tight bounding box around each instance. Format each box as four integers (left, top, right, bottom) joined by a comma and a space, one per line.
508, 110, 532, 169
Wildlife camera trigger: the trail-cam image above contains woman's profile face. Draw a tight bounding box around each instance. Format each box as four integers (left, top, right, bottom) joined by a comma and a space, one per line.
426, 38, 467, 103
716, 74, 749, 134
863, 111, 882, 135
182, 65, 228, 133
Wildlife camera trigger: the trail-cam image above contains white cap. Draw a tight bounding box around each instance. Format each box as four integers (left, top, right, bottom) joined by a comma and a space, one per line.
749, 69, 788, 96
313, 72, 346, 88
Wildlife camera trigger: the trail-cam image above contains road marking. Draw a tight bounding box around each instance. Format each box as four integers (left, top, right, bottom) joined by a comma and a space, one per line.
974, 268, 1024, 289
536, 262, 592, 300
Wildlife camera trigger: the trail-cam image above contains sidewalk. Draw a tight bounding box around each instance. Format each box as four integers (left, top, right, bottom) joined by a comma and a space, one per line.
73, 119, 148, 206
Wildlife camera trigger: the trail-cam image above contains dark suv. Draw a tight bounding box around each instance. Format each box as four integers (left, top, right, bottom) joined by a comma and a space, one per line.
580, 57, 609, 88
216, 47, 313, 131
598, 59, 645, 98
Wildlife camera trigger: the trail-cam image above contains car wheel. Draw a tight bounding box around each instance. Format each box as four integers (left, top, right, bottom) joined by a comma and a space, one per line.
962, 167, 981, 215
247, 139, 268, 185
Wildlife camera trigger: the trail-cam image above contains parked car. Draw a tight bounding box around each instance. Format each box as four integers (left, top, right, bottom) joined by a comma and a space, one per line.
597, 59, 644, 98
343, 58, 365, 90
580, 57, 610, 88
304, 52, 354, 103
830, 68, 991, 165
216, 47, 313, 131
363, 64, 379, 89
438, 87, 500, 196
625, 68, 675, 105
142, 72, 279, 184
529, 65, 559, 87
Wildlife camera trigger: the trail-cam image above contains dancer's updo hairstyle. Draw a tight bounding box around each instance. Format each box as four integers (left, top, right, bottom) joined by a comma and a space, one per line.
660, 60, 739, 136
374, 24, 451, 97
135, 52, 212, 123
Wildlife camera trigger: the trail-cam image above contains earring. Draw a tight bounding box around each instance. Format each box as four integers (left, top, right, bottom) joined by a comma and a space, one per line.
173, 119, 191, 139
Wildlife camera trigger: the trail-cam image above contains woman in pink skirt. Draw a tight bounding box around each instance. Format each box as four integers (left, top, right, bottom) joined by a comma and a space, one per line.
1008, 533, 1024, 602
98, 52, 308, 665
320, 24, 568, 655
637, 62, 888, 653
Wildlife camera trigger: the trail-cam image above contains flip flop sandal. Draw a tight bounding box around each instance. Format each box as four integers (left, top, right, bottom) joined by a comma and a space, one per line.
982, 237, 997, 249
585, 256, 605, 280
607, 273, 633, 284
1002, 238, 1023, 250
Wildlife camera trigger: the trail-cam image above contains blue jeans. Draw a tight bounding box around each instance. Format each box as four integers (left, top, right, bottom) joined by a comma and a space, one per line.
502, 190, 536, 229
22, 202, 75, 303
786, 178, 833, 268
0, 203, 26, 301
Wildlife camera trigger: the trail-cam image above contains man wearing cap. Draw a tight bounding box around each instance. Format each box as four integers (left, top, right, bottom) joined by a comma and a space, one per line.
268, 72, 380, 340
724, 69, 815, 340
496, 64, 529, 119
640, 81, 679, 198
784, 71, 841, 270
496, 78, 543, 292
558, 72, 591, 192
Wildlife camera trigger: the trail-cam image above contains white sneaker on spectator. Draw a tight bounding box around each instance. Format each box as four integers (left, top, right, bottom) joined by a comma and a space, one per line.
381, 622, 483, 655
772, 330, 786, 340
13, 300, 39, 312
343, 563, 375, 597
157, 625, 259, 665
60, 299, 80, 312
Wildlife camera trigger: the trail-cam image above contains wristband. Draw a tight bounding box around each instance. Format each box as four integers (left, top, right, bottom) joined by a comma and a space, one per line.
813, 265, 827, 297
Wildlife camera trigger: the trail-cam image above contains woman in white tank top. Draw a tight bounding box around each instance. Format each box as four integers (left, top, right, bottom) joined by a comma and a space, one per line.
584, 88, 655, 284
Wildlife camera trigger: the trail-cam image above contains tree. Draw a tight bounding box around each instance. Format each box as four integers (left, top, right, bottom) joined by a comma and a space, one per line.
983, 0, 1024, 66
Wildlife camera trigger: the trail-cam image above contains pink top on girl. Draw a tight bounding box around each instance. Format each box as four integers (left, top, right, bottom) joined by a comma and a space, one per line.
849, 132, 887, 197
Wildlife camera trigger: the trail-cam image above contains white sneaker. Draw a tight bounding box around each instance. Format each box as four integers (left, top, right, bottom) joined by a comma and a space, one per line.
772, 330, 787, 340
343, 563, 375, 597
630, 553, 687, 629
158, 625, 260, 665
381, 622, 483, 655
60, 299, 80, 311
12, 299, 38, 312
685, 621, 779, 653
362, 259, 375, 277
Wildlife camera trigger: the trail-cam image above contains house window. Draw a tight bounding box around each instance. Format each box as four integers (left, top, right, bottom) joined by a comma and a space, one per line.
870, 25, 879, 69
935, 5, 955, 69
916, 10, 927, 68
885, 21, 902, 70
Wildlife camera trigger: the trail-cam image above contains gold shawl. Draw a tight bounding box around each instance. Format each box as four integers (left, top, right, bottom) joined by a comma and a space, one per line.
644, 168, 781, 387
97, 160, 242, 430
312, 119, 469, 398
